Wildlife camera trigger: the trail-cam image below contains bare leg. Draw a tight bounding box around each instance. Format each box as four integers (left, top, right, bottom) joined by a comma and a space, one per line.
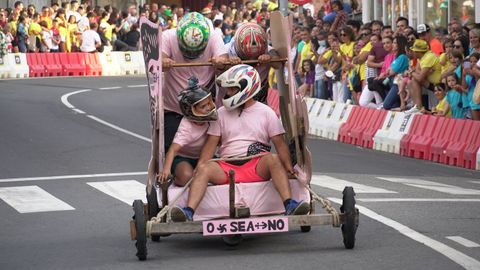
186, 161, 227, 210
409, 78, 423, 108
255, 154, 292, 201
173, 161, 194, 187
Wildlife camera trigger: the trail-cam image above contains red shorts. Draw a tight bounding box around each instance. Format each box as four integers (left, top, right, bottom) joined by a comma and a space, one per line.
217, 156, 267, 185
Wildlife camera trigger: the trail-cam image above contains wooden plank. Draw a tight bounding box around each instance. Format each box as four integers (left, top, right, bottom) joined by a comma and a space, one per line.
148, 214, 347, 235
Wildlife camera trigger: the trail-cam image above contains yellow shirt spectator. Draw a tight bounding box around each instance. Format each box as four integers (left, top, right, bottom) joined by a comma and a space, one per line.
358, 42, 372, 81
439, 52, 452, 75
340, 42, 354, 60
29, 22, 42, 39
40, 16, 52, 29
434, 97, 452, 117
419, 51, 442, 84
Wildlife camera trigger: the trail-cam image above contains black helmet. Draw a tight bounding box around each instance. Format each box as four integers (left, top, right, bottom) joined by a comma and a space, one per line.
178, 77, 218, 122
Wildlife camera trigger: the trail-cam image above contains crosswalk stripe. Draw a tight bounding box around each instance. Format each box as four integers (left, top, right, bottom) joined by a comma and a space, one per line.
446, 236, 480, 248
0, 186, 75, 213
376, 177, 480, 195
470, 181, 480, 185
87, 180, 147, 205
311, 175, 397, 193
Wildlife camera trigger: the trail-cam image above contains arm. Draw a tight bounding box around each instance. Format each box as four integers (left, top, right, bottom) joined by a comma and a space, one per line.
317, 51, 329, 65
162, 52, 175, 71
197, 135, 221, 167
440, 65, 457, 80
159, 143, 181, 183
411, 66, 432, 82
271, 134, 294, 174
329, 52, 342, 71
353, 50, 369, 65
366, 55, 383, 68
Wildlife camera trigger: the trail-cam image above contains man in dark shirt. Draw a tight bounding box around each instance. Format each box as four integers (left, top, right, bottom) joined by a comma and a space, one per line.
124, 23, 139, 50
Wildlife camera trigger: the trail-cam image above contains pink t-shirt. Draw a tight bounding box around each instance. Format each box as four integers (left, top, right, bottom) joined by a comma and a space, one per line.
208, 102, 285, 158
162, 29, 228, 114
172, 118, 209, 159
380, 53, 396, 75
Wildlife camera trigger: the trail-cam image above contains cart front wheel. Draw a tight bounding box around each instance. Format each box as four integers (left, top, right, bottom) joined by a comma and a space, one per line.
146, 185, 161, 242
222, 234, 243, 246
133, 200, 147, 260
341, 186, 358, 249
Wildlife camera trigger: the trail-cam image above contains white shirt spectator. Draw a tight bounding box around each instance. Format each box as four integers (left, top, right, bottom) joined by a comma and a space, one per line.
80, 29, 100, 52
72, 11, 82, 23
77, 16, 89, 33
41, 29, 53, 52
127, 15, 138, 26
213, 12, 223, 21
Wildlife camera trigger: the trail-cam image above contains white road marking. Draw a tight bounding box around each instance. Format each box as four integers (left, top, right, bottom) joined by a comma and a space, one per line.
72, 108, 85, 114
470, 181, 480, 185
329, 197, 480, 270
86, 114, 151, 142
62, 89, 151, 145
87, 180, 146, 205
311, 175, 397, 193
99, 86, 121, 90
446, 236, 480, 248
377, 177, 480, 195
0, 172, 147, 183
358, 198, 480, 202
60, 89, 91, 109
127, 84, 148, 88
0, 186, 75, 213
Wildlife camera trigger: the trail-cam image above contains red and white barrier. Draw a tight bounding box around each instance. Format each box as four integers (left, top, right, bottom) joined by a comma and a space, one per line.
311, 101, 353, 140
0, 55, 10, 78
7, 53, 29, 78
338, 106, 387, 148
373, 111, 414, 154
98, 52, 122, 76
476, 148, 480, 170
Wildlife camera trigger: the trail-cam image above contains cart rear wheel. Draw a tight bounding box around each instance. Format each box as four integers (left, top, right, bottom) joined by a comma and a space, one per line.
341, 186, 357, 249
222, 235, 243, 246
133, 200, 147, 260
146, 186, 161, 242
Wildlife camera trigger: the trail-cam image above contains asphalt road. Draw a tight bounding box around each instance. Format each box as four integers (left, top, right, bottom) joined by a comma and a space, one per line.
0, 76, 479, 270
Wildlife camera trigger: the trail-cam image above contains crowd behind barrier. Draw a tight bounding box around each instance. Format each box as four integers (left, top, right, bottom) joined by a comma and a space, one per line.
1, 0, 479, 170
305, 97, 480, 171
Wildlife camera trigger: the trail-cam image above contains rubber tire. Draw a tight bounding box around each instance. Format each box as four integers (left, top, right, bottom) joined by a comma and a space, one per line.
222, 235, 243, 246
340, 186, 357, 249
133, 200, 147, 260
146, 186, 161, 242
300, 226, 311, 232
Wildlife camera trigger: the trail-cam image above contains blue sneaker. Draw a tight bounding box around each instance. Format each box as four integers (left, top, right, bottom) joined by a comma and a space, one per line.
285, 200, 310, 215
171, 206, 193, 222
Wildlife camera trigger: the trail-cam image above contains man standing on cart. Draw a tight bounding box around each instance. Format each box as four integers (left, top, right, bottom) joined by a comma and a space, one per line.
220, 22, 281, 105
162, 12, 228, 151
171, 65, 311, 222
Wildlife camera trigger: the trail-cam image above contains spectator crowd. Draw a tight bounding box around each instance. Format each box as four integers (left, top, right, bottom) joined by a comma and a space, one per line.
0, 0, 479, 120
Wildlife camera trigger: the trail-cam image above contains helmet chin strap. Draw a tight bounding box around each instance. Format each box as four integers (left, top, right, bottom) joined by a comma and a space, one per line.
238, 103, 245, 117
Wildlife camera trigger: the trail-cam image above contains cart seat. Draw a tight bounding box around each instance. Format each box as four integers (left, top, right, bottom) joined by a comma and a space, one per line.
158, 179, 310, 221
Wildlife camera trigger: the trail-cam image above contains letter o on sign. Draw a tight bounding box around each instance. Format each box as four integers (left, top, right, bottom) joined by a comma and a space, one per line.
289, 0, 312, 5
206, 223, 214, 233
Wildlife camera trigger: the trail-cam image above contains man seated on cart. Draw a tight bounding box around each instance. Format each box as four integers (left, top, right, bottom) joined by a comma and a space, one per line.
171, 64, 310, 222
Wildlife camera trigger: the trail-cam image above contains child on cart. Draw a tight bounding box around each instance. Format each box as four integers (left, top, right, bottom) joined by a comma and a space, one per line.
159, 77, 218, 187
170, 64, 310, 222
